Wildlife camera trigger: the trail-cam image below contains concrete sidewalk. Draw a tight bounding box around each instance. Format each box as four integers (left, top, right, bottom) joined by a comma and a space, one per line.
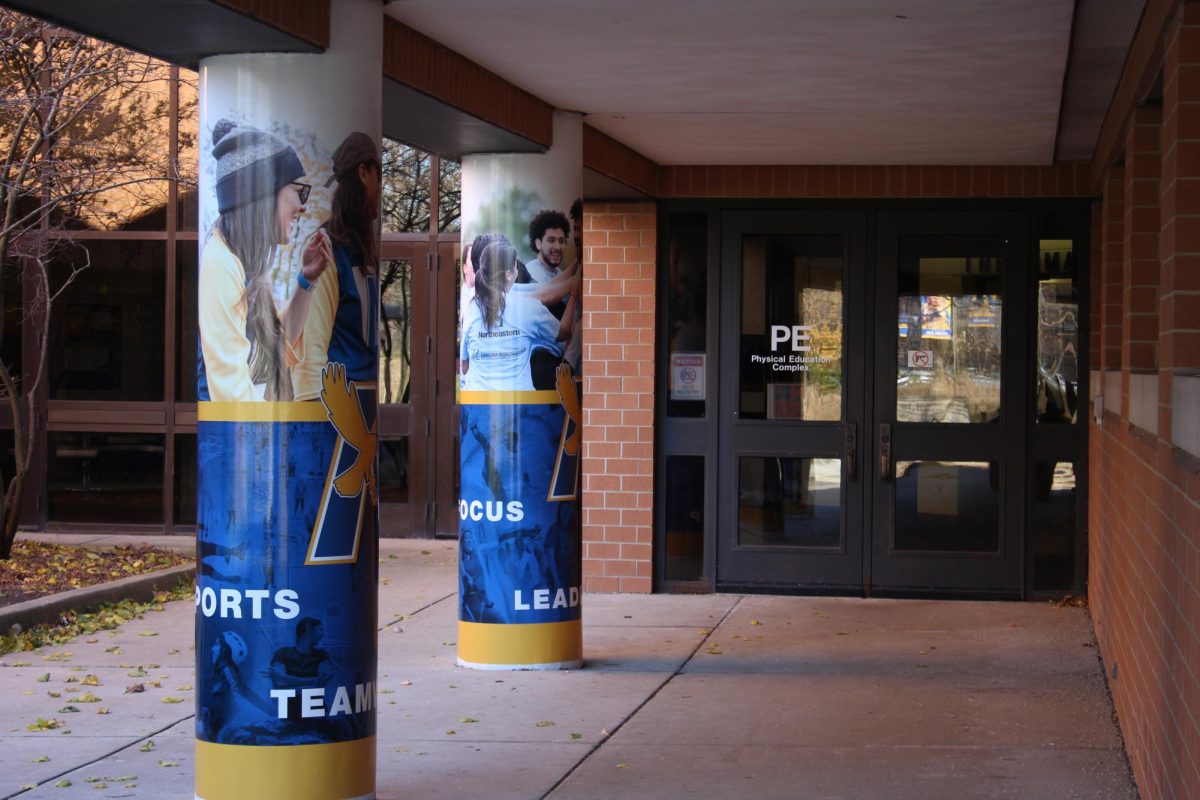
0, 538, 1136, 800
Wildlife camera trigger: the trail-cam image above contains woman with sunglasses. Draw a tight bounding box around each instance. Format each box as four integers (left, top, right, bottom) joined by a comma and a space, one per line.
199, 118, 331, 402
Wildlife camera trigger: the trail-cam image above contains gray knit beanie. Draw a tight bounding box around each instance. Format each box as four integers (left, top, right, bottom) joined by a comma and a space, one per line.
211, 119, 305, 214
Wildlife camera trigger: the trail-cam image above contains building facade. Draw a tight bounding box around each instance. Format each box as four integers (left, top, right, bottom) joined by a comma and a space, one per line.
1, 1, 1198, 797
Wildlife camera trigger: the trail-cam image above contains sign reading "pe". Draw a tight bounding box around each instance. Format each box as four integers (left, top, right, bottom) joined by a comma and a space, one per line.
770, 325, 814, 352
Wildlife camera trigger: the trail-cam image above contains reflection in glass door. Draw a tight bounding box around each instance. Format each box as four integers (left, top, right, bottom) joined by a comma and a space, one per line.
871, 213, 1026, 595
686, 203, 1085, 597
717, 212, 865, 590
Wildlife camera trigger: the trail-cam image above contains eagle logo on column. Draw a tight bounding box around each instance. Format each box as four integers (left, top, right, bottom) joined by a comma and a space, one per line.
548, 362, 582, 501
306, 363, 378, 565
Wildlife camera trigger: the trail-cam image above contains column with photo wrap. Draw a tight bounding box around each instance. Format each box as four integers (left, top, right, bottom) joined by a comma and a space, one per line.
193, 1, 382, 797
457, 112, 584, 669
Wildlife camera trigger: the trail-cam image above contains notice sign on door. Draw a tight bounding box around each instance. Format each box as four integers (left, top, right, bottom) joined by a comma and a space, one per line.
907, 350, 934, 369
670, 353, 705, 400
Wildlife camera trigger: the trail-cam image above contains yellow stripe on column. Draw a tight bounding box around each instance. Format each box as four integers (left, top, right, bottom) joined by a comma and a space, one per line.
457, 619, 582, 669
195, 737, 375, 800
458, 389, 561, 406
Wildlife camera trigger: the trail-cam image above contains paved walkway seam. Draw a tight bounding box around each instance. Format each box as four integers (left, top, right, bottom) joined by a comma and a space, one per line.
538, 595, 744, 800
0, 717, 194, 800
379, 592, 455, 630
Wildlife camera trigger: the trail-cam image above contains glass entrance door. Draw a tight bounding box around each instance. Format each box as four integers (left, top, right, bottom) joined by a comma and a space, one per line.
868, 211, 1026, 594
716, 211, 866, 590
715, 210, 1027, 596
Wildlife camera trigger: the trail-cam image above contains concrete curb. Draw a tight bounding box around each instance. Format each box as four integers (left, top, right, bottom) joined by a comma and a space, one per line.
0, 562, 195, 633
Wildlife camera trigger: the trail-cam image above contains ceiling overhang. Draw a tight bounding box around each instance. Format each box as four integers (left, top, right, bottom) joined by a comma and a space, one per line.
7, 0, 1152, 196
2, 0, 326, 68
386, 0, 1078, 166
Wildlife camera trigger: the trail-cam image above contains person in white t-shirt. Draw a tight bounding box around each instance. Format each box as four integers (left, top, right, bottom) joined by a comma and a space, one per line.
461, 241, 576, 391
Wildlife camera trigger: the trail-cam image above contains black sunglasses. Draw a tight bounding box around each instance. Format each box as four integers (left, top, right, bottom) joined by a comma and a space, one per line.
293, 182, 312, 205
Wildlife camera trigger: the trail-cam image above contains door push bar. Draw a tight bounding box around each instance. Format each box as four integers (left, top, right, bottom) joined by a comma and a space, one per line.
879, 423, 892, 481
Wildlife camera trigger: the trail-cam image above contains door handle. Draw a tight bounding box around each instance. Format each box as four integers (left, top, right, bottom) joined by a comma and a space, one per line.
879, 424, 892, 481
844, 423, 857, 482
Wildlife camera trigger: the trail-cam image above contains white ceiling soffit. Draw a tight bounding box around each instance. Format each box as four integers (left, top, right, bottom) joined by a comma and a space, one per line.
385, 0, 1075, 166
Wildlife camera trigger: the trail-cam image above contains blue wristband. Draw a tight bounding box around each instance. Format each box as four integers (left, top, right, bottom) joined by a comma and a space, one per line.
297, 272, 315, 291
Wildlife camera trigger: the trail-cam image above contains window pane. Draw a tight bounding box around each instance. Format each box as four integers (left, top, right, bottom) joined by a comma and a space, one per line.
666, 213, 708, 417
379, 438, 409, 504
177, 69, 200, 232
894, 460, 998, 552
738, 457, 841, 548
176, 242, 198, 402
52, 59, 174, 231
48, 432, 164, 523
49, 241, 166, 401
438, 158, 461, 232
740, 234, 843, 421
174, 434, 196, 525
0, 259, 21, 380
382, 140, 431, 233
380, 259, 413, 405
664, 455, 704, 581
1032, 461, 1076, 591
0, 431, 15, 500
1037, 239, 1080, 424
897, 236, 1003, 423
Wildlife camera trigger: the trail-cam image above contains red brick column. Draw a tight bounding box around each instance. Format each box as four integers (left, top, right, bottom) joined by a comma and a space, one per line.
1160, 3, 1200, 434
1121, 109, 1162, 433
1123, 107, 1161, 373
1090, 201, 1103, 372
581, 203, 657, 593
1099, 169, 1125, 414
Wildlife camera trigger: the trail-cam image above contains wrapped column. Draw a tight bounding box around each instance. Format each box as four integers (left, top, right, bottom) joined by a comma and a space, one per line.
194, 1, 382, 797
457, 112, 584, 669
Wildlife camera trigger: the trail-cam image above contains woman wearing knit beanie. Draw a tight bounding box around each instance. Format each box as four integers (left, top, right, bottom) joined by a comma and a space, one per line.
198, 118, 332, 402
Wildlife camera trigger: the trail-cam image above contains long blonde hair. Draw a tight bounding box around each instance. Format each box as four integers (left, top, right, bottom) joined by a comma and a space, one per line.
217, 195, 292, 401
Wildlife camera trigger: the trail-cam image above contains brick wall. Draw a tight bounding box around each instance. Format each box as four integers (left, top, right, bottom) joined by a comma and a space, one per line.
656, 163, 1091, 198
1088, 5, 1200, 800
213, 0, 329, 48
1124, 108, 1162, 374
581, 203, 657, 593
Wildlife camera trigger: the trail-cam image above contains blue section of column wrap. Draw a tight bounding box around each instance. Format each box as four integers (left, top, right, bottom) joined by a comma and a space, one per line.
458, 396, 582, 625
195, 393, 378, 747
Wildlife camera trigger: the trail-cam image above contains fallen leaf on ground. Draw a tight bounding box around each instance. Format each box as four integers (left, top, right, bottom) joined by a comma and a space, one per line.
26, 718, 64, 731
